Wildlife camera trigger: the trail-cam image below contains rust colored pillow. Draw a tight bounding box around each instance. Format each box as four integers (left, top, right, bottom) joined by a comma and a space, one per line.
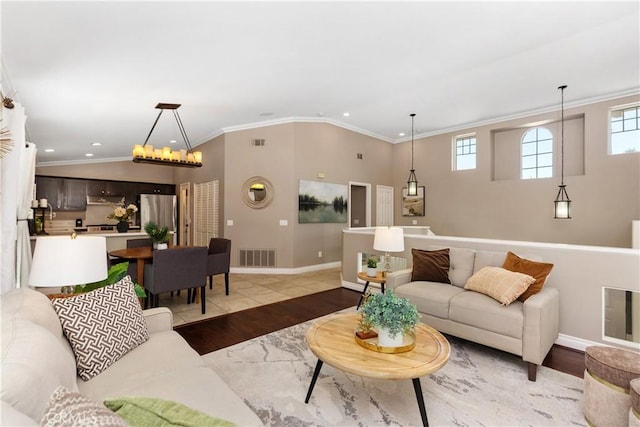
502, 251, 554, 301
411, 248, 451, 284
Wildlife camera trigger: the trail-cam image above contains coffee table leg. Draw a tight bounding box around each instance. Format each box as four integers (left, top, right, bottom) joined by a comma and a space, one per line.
412, 378, 429, 427
304, 359, 324, 403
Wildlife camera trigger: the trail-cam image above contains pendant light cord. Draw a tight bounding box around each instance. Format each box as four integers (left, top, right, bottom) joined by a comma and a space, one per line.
410, 113, 416, 170
559, 85, 567, 186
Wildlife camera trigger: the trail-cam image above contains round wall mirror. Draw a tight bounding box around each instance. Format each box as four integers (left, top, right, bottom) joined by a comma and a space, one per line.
242, 176, 274, 209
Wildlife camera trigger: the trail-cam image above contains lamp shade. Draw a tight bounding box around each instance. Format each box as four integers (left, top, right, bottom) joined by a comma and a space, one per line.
29, 235, 108, 287
373, 227, 405, 253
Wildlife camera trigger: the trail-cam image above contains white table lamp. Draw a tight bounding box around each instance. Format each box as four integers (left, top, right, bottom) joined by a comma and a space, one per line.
29, 234, 108, 293
373, 226, 405, 276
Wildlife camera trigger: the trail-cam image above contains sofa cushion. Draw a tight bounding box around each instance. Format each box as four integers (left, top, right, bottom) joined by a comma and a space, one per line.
104, 396, 235, 427
502, 251, 554, 301
41, 386, 127, 427
394, 281, 464, 319
411, 248, 450, 284
464, 266, 535, 305
1, 288, 64, 340
52, 277, 149, 380
449, 291, 524, 339
448, 247, 476, 287
1, 319, 78, 422
473, 250, 508, 273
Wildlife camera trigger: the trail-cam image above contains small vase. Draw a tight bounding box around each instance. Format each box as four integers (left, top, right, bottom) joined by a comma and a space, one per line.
367, 268, 377, 277
155, 243, 168, 250
116, 221, 129, 233
377, 326, 404, 347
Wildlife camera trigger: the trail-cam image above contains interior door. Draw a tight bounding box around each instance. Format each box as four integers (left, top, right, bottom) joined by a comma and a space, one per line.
179, 182, 191, 246
376, 185, 394, 226
348, 182, 371, 228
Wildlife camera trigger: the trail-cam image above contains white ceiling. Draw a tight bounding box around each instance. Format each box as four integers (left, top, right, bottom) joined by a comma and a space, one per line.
2, 1, 639, 165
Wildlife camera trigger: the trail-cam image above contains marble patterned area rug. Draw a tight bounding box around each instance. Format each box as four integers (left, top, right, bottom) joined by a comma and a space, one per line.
201, 309, 585, 427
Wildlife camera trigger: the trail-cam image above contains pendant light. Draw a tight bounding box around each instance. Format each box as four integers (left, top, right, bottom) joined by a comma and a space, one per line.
554, 85, 571, 219
406, 113, 418, 196
132, 103, 202, 168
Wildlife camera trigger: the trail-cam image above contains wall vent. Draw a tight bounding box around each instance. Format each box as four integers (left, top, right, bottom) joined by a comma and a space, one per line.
251, 139, 265, 147
239, 249, 276, 267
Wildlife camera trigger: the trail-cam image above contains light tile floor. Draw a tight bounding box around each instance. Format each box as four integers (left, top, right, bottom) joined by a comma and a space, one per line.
157, 268, 343, 326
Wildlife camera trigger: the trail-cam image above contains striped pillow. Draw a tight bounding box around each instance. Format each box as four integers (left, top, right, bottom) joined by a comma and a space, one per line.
464, 266, 535, 305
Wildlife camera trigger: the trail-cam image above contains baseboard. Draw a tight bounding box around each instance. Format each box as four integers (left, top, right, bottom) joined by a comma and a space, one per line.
231, 261, 341, 275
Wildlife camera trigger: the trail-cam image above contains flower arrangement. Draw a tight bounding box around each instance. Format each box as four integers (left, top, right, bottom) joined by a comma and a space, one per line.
107, 204, 138, 222
359, 291, 420, 339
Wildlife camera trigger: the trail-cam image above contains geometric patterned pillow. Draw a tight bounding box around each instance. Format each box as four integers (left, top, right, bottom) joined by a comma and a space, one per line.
41, 386, 128, 427
52, 276, 149, 381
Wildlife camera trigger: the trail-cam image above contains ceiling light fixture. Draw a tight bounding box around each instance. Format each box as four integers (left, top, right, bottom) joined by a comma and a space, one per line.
406, 113, 419, 196
132, 103, 202, 168
554, 85, 571, 219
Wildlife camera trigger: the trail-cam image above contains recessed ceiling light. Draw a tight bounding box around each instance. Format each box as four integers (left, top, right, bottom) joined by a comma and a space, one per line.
399, 132, 406, 137
169, 140, 177, 144
85, 153, 94, 157
90, 142, 102, 146
343, 112, 350, 117
259, 112, 274, 117
44, 148, 55, 153
317, 112, 325, 117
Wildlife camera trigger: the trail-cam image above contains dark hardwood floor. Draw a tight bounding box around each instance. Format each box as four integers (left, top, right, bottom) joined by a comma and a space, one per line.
175, 288, 585, 378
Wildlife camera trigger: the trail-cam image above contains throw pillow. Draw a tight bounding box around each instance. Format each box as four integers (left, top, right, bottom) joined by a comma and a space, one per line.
464, 266, 536, 305
104, 396, 236, 427
411, 248, 451, 284
51, 276, 149, 381
41, 386, 127, 427
502, 251, 554, 301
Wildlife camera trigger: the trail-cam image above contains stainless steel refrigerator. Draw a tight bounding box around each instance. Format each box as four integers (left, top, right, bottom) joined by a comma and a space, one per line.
140, 194, 177, 245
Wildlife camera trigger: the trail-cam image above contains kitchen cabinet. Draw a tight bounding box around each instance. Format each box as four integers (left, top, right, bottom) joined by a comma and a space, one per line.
35, 176, 87, 211
87, 180, 124, 197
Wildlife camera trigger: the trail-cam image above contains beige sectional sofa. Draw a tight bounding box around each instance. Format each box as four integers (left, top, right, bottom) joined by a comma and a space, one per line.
385, 246, 560, 381
1, 287, 262, 426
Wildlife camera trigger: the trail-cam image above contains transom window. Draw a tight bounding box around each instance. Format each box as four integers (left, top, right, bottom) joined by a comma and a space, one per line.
521, 127, 553, 179
453, 134, 476, 170
610, 104, 640, 155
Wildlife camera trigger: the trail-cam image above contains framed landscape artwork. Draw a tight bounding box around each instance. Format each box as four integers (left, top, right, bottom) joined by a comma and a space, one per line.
298, 180, 348, 223
401, 186, 425, 216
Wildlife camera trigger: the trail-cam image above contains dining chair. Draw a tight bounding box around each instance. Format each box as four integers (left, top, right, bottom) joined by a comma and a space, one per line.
206, 238, 231, 295
125, 238, 153, 282
144, 246, 208, 314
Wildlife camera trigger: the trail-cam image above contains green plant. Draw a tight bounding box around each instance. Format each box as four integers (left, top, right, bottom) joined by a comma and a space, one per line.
144, 221, 170, 244
359, 291, 419, 339
367, 257, 377, 268
74, 262, 146, 298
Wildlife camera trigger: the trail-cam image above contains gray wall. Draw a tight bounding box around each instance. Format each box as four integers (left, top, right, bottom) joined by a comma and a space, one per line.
393, 94, 639, 248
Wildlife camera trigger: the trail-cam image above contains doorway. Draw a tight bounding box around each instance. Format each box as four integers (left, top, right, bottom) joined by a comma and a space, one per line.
348, 182, 371, 228
179, 182, 191, 246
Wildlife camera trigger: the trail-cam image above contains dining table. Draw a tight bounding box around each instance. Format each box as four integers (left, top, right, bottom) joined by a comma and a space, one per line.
108, 246, 153, 289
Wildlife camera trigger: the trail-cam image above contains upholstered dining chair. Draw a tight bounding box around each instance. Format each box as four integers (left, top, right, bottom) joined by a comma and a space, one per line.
144, 246, 208, 314
206, 238, 231, 295
125, 238, 153, 282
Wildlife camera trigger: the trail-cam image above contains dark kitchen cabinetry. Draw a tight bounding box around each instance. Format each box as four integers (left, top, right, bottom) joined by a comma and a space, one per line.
86, 180, 124, 197
35, 176, 87, 211
36, 175, 175, 211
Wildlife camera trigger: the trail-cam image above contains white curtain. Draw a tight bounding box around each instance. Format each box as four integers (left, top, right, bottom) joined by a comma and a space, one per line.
0, 102, 30, 293
16, 142, 36, 287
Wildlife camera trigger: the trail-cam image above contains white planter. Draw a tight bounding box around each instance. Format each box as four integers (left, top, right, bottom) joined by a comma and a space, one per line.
155, 243, 168, 250
367, 267, 377, 277
377, 326, 404, 347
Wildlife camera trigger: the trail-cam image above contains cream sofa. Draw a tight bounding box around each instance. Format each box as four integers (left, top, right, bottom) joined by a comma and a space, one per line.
385, 246, 560, 381
0, 287, 262, 426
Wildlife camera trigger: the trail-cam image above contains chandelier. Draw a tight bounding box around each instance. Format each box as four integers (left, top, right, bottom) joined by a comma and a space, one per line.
553, 85, 571, 219
132, 103, 202, 168
406, 113, 419, 196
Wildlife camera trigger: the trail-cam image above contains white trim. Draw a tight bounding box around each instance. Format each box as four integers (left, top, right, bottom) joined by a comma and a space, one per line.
231, 261, 341, 275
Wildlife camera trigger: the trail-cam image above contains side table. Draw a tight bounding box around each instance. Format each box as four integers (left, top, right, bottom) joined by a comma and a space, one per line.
356, 271, 386, 309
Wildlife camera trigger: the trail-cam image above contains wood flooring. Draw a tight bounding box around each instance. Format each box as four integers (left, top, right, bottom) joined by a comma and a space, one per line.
175, 287, 585, 379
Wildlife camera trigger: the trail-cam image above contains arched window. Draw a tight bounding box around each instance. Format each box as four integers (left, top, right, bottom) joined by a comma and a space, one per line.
521, 127, 553, 179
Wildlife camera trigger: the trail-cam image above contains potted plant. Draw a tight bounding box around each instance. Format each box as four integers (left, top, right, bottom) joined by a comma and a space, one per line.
144, 221, 170, 249
107, 204, 138, 233
74, 262, 146, 299
366, 257, 378, 277
359, 291, 420, 347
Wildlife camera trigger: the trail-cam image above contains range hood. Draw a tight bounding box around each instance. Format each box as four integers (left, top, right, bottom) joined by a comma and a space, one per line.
86, 195, 125, 205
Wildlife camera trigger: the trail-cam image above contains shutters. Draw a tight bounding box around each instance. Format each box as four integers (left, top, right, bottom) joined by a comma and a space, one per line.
193, 180, 219, 246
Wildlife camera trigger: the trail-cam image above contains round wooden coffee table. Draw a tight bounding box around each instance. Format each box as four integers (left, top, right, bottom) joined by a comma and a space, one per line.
305, 312, 450, 427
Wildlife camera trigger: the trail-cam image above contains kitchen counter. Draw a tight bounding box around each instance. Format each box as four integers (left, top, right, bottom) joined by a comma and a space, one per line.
29, 231, 150, 253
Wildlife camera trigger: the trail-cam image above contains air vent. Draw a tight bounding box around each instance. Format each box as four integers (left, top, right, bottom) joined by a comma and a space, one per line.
239, 249, 276, 267
251, 139, 265, 147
